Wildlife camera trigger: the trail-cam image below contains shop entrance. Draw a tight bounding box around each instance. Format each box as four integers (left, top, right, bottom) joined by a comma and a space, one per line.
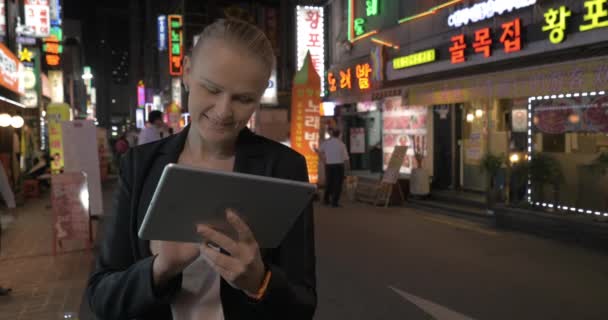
341, 109, 382, 172
433, 104, 463, 189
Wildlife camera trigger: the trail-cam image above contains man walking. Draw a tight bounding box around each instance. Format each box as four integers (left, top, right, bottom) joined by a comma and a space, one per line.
319, 129, 350, 207
138, 111, 169, 145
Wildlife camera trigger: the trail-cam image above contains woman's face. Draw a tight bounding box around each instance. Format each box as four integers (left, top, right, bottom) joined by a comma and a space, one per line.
183, 38, 270, 146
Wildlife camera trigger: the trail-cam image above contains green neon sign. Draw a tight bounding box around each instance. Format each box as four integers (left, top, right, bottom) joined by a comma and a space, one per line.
366, 0, 379, 16
393, 49, 436, 69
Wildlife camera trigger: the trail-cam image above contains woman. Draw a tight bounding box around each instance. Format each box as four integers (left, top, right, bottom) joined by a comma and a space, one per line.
87, 19, 316, 320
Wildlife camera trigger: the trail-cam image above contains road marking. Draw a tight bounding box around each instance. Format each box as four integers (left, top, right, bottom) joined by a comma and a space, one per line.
419, 215, 498, 237
389, 286, 477, 320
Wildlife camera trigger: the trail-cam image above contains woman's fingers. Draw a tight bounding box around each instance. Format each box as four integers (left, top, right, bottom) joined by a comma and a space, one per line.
197, 224, 238, 255
226, 209, 256, 244
201, 245, 241, 279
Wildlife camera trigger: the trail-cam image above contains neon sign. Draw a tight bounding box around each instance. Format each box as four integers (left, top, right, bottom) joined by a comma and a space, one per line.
43, 26, 62, 67
366, 0, 379, 16
393, 49, 436, 69
157, 15, 167, 51
327, 62, 373, 94
168, 15, 183, 76
447, 0, 536, 28
579, 0, 608, 32
543, 6, 571, 44
449, 18, 521, 64
137, 80, 145, 108
355, 63, 372, 89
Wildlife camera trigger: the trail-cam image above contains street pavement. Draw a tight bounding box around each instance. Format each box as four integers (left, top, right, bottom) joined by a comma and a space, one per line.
313, 202, 608, 320
2, 185, 608, 319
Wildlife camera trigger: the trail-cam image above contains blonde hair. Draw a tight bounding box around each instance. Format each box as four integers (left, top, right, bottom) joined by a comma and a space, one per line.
192, 19, 275, 75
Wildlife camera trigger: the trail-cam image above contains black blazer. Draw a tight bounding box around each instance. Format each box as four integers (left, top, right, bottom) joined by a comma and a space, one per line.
87, 126, 317, 320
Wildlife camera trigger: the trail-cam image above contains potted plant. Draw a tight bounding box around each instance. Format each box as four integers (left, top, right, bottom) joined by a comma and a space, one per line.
529, 152, 564, 207
409, 135, 430, 197
480, 153, 505, 212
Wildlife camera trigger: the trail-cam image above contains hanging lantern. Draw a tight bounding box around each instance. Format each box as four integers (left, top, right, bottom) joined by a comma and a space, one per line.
475, 109, 484, 118
466, 113, 475, 123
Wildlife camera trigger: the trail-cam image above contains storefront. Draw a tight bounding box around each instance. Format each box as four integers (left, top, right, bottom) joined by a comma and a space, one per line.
327, 56, 383, 173
325, 0, 607, 215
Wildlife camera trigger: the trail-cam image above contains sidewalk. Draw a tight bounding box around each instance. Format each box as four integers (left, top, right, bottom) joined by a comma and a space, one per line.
0, 179, 116, 320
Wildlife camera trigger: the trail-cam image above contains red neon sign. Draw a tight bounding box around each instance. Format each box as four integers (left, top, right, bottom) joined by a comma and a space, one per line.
473, 28, 492, 57
449, 34, 466, 64
500, 18, 522, 53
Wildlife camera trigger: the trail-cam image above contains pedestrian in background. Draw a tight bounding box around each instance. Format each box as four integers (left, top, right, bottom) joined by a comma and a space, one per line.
319, 129, 350, 207
138, 111, 168, 145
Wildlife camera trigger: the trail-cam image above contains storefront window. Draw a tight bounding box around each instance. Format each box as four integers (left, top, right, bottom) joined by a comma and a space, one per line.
530, 93, 608, 213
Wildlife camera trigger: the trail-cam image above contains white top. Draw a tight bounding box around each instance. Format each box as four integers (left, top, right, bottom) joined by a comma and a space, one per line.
171, 253, 225, 320
320, 137, 349, 165
138, 126, 162, 145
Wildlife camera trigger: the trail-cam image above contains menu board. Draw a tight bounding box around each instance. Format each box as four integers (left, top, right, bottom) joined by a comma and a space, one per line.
51, 172, 90, 244
382, 97, 428, 174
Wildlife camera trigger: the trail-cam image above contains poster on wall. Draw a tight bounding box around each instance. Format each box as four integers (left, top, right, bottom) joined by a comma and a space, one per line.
48, 70, 64, 103
465, 118, 485, 165
350, 128, 365, 154
382, 98, 428, 175
512, 109, 528, 132
290, 53, 321, 183
47, 103, 70, 173
61, 120, 103, 217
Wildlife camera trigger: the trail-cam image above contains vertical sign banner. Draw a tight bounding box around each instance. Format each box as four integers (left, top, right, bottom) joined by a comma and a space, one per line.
168, 15, 183, 76
49, 0, 61, 26
48, 70, 63, 102
62, 120, 103, 217
157, 15, 167, 51
137, 80, 145, 107
47, 103, 70, 173
24, 0, 50, 38
0, 43, 24, 95
290, 53, 321, 183
296, 6, 325, 95
171, 77, 181, 106
0, 0, 6, 36
51, 172, 90, 251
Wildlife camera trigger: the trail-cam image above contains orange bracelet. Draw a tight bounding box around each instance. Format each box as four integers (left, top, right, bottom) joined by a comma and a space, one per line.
250, 270, 272, 301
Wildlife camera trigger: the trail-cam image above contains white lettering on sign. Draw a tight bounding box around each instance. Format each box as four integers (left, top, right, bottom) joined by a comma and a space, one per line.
448, 0, 536, 28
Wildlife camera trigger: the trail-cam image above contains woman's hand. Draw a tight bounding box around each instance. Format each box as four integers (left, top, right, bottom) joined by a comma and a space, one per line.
152, 241, 200, 287
197, 209, 266, 295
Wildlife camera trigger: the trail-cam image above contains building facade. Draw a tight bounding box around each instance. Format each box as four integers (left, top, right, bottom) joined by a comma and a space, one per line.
326, 0, 608, 215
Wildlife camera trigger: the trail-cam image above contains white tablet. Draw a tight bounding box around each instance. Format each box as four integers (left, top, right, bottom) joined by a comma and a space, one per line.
138, 163, 316, 248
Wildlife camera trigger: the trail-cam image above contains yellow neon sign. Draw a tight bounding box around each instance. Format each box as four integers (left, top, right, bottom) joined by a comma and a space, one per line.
393, 49, 436, 70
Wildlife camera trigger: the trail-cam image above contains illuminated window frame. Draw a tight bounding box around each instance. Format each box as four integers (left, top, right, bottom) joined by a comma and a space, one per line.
527, 91, 608, 217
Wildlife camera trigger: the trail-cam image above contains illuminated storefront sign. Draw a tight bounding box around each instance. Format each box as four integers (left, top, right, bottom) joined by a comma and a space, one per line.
157, 15, 167, 51
393, 49, 436, 69
296, 6, 325, 95
17, 36, 36, 45
449, 18, 521, 64
328, 62, 374, 94
137, 80, 145, 107
47, 102, 70, 173
49, 0, 61, 26
580, 0, 608, 31
447, 0, 536, 28
24, 0, 51, 37
48, 70, 64, 103
168, 15, 183, 76
171, 78, 181, 106
543, 6, 571, 44
0, 43, 24, 95
43, 26, 62, 67
19, 48, 33, 62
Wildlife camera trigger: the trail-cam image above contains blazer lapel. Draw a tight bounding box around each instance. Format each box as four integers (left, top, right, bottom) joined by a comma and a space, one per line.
233, 128, 269, 176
